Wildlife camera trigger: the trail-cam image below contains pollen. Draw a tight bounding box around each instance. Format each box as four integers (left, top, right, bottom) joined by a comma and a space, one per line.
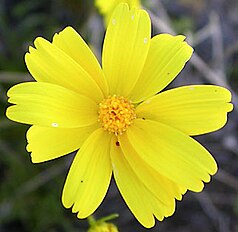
98, 95, 136, 135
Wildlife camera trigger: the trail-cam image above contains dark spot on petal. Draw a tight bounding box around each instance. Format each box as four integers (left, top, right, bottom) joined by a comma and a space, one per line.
167, 72, 170, 75
80, 180, 83, 183
142, 117, 146, 120
116, 141, 120, 146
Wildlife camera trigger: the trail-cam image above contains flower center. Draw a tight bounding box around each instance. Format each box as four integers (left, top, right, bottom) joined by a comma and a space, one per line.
98, 95, 136, 135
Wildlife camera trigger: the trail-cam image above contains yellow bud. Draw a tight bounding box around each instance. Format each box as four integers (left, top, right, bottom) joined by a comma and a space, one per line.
88, 222, 119, 232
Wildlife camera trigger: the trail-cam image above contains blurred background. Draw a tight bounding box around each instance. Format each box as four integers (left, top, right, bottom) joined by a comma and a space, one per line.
0, 0, 238, 231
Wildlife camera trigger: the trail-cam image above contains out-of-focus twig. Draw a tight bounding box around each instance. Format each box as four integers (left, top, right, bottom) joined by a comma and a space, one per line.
215, 169, 238, 191
192, 22, 213, 46
190, 53, 228, 87
210, 12, 225, 79
0, 162, 67, 220
0, 72, 31, 83
193, 191, 231, 232
15, 163, 67, 197
225, 40, 238, 59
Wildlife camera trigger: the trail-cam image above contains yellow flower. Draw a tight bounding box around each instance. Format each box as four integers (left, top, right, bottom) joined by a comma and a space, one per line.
95, 0, 140, 25
87, 214, 119, 232
6, 3, 232, 228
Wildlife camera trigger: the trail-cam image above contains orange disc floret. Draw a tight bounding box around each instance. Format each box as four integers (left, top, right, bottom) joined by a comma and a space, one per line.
98, 95, 136, 135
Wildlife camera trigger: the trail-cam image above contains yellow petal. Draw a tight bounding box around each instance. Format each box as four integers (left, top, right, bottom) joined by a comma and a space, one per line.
136, 85, 233, 135
6, 82, 98, 128
95, 0, 141, 25
119, 135, 180, 220
62, 129, 112, 218
110, 137, 155, 228
25, 36, 103, 102
126, 119, 217, 192
129, 34, 193, 102
102, 3, 151, 97
150, 194, 176, 221
119, 133, 186, 203
53, 26, 108, 96
26, 124, 98, 163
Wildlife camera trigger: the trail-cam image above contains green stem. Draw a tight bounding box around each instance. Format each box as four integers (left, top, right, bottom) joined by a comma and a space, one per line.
97, 213, 119, 223
87, 215, 97, 226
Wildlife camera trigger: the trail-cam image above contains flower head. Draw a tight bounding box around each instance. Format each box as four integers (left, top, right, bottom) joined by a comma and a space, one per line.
87, 214, 119, 232
6, 3, 233, 228
95, 0, 140, 25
